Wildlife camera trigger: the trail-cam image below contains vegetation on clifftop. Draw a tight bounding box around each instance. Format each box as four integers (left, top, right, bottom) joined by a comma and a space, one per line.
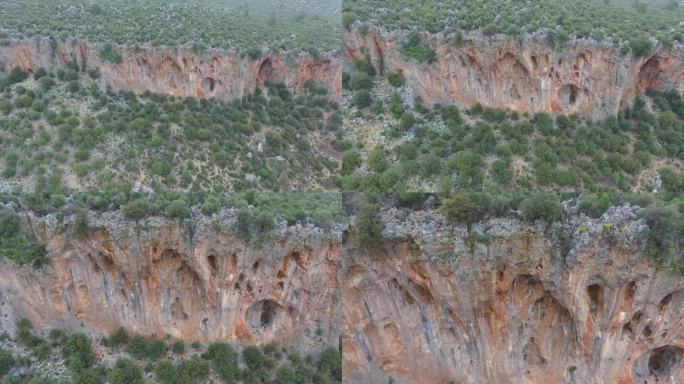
0, 0, 341, 54
341, 61, 684, 195
344, 0, 684, 50
0, 67, 340, 193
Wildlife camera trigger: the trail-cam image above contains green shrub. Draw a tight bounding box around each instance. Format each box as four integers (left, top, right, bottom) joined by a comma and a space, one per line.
104, 327, 129, 348
201, 196, 221, 215
640, 206, 683, 266
108, 359, 143, 384
520, 193, 563, 222
578, 194, 612, 218
351, 90, 372, 108
75, 207, 89, 235
0, 210, 48, 268
203, 343, 240, 383
660, 167, 684, 192
628, 37, 653, 57
122, 198, 149, 222
1, 67, 28, 89
166, 199, 190, 219
172, 340, 185, 355
0, 349, 14, 377
155, 360, 176, 384
442, 192, 489, 229
98, 44, 122, 64
349, 72, 373, 90
356, 202, 384, 252
341, 150, 361, 174
399, 32, 436, 64
318, 346, 342, 381
63, 333, 96, 369
387, 72, 404, 87
177, 357, 209, 383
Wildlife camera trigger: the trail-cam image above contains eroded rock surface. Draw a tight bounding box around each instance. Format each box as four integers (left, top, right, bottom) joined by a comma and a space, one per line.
344, 27, 684, 117
0, 39, 342, 100
342, 208, 684, 384
0, 209, 340, 351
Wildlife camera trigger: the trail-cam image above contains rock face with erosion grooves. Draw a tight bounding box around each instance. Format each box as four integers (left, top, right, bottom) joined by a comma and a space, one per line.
0, 210, 340, 351
0, 39, 342, 100
341, 208, 684, 384
344, 28, 684, 117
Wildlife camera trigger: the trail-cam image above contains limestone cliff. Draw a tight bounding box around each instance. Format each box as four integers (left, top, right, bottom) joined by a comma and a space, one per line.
342, 206, 684, 384
0, 208, 340, 352
0, 38, 342, 100
344, 27, 684, 117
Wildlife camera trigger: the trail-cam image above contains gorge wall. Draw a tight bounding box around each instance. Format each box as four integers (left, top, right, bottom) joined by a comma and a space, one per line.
0, 38, 342, 100
344, 27, 684, 117
341, 207, 684, 384
0, 209, 340, 351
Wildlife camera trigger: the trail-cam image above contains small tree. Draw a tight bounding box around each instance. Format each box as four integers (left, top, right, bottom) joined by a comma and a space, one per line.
122, 198, 149, 222
442, 193, 489, 231
520, 193, 562, 223
0, 349, 14, 376
203, 343, 240, 383
166, 199, 189, 219
628, 37, 652, 57
172, 340, 185, 355
63, 333, 95, 369
108, 359, 143, 384
75, 207, 89, 235
356, 202, 384, 253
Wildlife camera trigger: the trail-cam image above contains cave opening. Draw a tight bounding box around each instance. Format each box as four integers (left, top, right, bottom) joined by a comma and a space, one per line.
260, 300, 277, 327
228, 253, 238, 275
558, 84, 580, 108
587, 284, 603, 318
257, 58, 273, 85
648, 345, 682, 378
201, 77, 216, 93
207, 255, 219, 276
658, 293, 673, 313
637, 56, 661, 93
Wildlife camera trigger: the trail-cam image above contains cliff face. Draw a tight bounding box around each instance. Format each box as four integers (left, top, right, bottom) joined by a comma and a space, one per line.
0, 211, 340, 351
341, 207, 684, 384
0, 39, 342, 100
344, 28, 684, 117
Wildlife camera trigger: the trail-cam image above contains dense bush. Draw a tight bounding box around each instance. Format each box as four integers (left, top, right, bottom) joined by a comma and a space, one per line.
0, 68, 29, 90
640, 206, 683, 268
127, 336, 166, 360
203, 343, 240, 383
399, 33, 437, 64
63, 333, 96, 370
98, 44, 122, 64
442, 192, 489, 229
108, 359, 143, 384
520, 193, 563, 222
0, 210, 49, 268
355, 201, 384, 252
0, 350, 14, 377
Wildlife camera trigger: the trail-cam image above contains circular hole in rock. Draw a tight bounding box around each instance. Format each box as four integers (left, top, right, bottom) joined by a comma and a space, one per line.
201, 77, 216, 93
648, 345, 682, 378
246, 299, 279, 329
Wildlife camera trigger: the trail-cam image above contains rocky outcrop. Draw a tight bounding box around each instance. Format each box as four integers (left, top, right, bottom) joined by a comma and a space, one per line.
0, 39, 342, 100
342, 207, 684, 384
344, 27, 684, 117
0, 209, 340, 352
